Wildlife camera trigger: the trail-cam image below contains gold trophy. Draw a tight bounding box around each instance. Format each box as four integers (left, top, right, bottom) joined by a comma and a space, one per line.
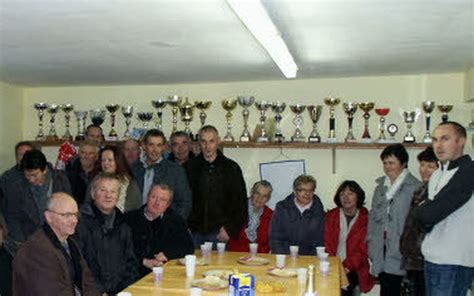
289, 104, 306, 142
195, 101, 212, 126
47, 104, 60, 141
255, 100, 272, 142
437, 105, 453, 123
272, 102, 286, 142
179, 97, 196, 136
222, 99, 238, 141
237, 96, 255, 142
137, 112, 154, 130
105, 104, 120, 141
60, 104, 74, 141
324, 97, 341, 142
343, 102, 358, 142
402, 109, 421, 143
34, 102, 49, 140
375, 108, 390, 143
121, 105, 134, 139
307, 105, 323, 143
167, 95, 183, 133
74, 111, 88, 141
151, 99, 167, 131
422, 101, 435, 143
359, 102, 375, 143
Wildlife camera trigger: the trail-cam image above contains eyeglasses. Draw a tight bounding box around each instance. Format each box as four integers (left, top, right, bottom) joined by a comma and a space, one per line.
47, 210, 80, 219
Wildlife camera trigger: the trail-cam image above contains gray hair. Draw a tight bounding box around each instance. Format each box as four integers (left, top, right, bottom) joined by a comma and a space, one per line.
250, 180, 273, 199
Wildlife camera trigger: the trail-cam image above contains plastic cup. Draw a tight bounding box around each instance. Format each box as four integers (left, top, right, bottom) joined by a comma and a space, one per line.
275, 254, 286, 268
190, 287, 202, 296
318, 251, 329, 261
249, 243, 258, 257
200, 244, 208, 257
217, 242, 226, 255
290, 245, 299, 259
319, 261, 330, 276
297, 267, 308, 284
204, 241, 213, 251
153, 266, 163, 283
117, 293, 132, 296
316, 246, 325, 257
185, 255, 196, 278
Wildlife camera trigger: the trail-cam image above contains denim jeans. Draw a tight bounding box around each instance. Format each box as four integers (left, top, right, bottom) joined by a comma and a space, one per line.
424, 261, 474, 296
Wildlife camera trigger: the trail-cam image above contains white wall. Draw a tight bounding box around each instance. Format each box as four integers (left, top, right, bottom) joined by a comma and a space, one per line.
22, 72, 473, 209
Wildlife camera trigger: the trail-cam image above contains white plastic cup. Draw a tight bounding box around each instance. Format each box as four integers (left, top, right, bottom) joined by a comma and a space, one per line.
319, 261, 330, 276
217, 242, 226, 255
190, 287, 202, 296
200, 244, 208, 257
318, 251, 329, 261
153, 266, 163, 283
297, 267, 308, 284
117, 293, 132, 296
290, 245, 299, 259
316, 246, 325, 257
185, 255, 196, 278
275, 254, 286, 268
204, 241, 213, 251
249, 243, 258, 257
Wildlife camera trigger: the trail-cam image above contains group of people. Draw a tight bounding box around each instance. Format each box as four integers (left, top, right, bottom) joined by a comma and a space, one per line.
0, 121, 471, 296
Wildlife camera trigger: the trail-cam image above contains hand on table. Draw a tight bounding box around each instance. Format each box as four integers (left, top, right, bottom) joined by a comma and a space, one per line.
217, 226, 230, 242
143, 258, 162, 270
154, 252, 168, 264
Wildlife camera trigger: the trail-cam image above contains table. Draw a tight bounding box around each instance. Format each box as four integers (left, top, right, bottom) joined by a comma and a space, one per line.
124, 251, 347, 295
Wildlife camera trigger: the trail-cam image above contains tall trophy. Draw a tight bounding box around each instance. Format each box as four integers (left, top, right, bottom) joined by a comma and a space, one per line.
74, 111, 88, 141
289, 104, 306, 142
222, 99, 237, 141
324, 97, 341, 142
137, 112, 153, 130
255, 100, 272, 142
307, 105, 323, 143
375, 108, 390, 142
60, 104, 74, 141
422, 101, 435, 143
402, 109, 421, 143
343, 102, 358, 142
121, 105, 134, 139
34, 103, 49, 140
272, 102, 286, 142
237, 96, 255, 142
179, 97, 195, 136
90, 109, 106, 126
47, 104, 59, 141
437, 105, 453, 123
359, 102, 375, 143
151, 99, 167, 131
105, 104, 120, 141
167, 95, 183, 133
195, 101, 212, 126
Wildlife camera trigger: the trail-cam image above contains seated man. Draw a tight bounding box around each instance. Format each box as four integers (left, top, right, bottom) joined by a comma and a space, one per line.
269, 174, 325, 255
75, 172, 139, 294
126, 183, 194, 277
13, 193, 99, 295
167, 131, 195, 166
228, 180, 274, 253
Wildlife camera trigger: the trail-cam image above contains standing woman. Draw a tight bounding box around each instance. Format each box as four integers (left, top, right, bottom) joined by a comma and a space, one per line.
367, 144, 422, 296
325, 180, 375, 295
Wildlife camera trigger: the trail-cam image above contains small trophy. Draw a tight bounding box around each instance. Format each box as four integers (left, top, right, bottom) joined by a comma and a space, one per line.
255, 100, 272, 142
74, 111, 88, 141
289, 104, 306, 142
90, 109, 106, 126
151, 99, 167, 131
237, 96, 255, 142
323, 97, 341, 142
272, 102, 286, 142
167, 95, 183, 133
307, 105, 323, 143
402, 109, 421, 143
343, 102, 358, 142
137, 112, 153, 130
60, 104, 74, 141
437, 105, 453, 123
375, 108, 390, 142
359, 102, 375, 143
195, 101, 212, 126
121, 105, 134, 139
387, 123, 399, 142
47, 104, 59, 141
222, 99, 238, 141
178, 97, 195, 136
422, 101, 435, 143
34, 103, 49, 140
105, 104, 120, 141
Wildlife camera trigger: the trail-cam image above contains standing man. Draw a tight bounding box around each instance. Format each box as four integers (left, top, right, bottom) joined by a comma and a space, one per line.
13, 193, 99, 295
168, 131, 195, 166
131, 129, 192, 220
184, 125, 247, 247
122, 138, 141, 168
413, 121, 473, 296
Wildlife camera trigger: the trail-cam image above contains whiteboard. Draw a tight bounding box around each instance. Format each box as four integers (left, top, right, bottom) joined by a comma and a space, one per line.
259, 160, 306, 210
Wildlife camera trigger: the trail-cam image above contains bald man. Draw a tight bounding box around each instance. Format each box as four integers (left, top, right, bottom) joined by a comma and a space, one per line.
13, 193, 99, 295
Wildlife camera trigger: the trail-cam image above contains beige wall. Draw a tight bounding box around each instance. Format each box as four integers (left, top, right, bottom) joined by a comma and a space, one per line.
22, 72, 473, 208
0, 81, 24, 172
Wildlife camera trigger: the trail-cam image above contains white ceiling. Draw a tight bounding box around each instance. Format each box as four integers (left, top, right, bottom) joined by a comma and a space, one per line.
0, 0, 473, 86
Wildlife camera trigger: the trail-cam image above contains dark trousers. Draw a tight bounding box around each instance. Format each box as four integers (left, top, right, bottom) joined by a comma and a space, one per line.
403, 270, 425, 296
342, 271, 359, 296
0, 246, 12, 296
379, 272, 403, 296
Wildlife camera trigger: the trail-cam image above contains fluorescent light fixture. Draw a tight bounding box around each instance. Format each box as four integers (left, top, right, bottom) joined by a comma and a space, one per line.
226, 0, 298, 79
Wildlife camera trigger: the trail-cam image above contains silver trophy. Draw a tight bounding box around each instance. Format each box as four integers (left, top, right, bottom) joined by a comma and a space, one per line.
60, 104, 74, 141
105, 104, 120, 141
343, 102, 358, 142
121, 105, 134, 139
290, 104, 306, 142
167, 95, 183, 133
272, 102, 286, 142
402, 109, 421, 143
324, 97, 341, 142
255, 100, 272, 142
47, 104, 59, 141
222, 99, 238, 142
179, 97, 195, 135
195, 101, 212, 126
90, 109, 106, 126
137, 112, 154, 130
151, 99, 167, 131
237, 96, 255, 142
375, 108, 390, 143
307, 105, 323, 143
74, 111, 88, 141
34, 102, 49, 140
422, 101, 435, 143
437, 105, 453, 123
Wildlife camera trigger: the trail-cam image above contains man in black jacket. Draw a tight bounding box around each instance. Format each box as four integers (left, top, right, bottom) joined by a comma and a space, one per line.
125, 183, 194, 277
184, 125, 247, 248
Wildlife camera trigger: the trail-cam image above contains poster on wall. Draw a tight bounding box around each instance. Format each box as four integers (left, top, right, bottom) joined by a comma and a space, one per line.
259, 159, 306, 210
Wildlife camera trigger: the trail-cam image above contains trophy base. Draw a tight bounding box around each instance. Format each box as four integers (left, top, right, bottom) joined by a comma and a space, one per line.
422, 137, 432, 144
273, 135, 285, 143
106, 136, 119, 141
359, 138, 373, 144
376, 139, 396, 144
403, 136, 416, 143
326, 138, 338, 144
256, 137, 269, 143
308, 137, 321, 143
36, 135, 46, 141
222, 137, 235, 142
291, 136, 306, 142
239, 136, 251, 142
345, 138, 357, 143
